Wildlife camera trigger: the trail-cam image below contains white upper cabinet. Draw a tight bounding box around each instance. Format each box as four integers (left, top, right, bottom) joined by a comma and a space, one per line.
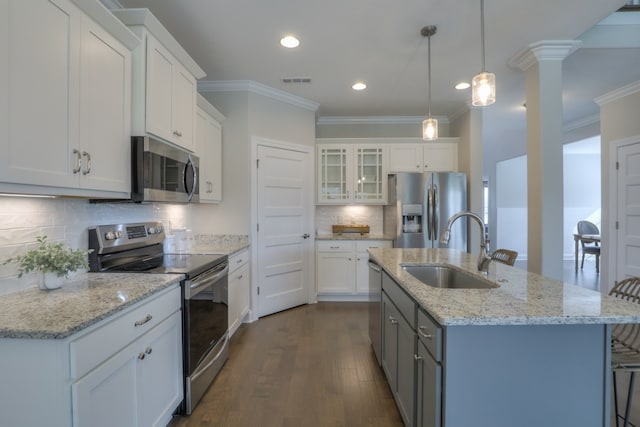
388, 138, 459, 173
0, 0, 137, 198
113, 9, 206, 152
316, 140, 387, 205
195, 94, 224, 203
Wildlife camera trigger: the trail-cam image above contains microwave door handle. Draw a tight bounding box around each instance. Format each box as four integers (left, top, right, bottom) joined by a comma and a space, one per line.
185, 157, 197, 201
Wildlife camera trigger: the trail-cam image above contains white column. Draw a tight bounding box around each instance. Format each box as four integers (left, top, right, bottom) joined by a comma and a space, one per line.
509, 41, 581, 279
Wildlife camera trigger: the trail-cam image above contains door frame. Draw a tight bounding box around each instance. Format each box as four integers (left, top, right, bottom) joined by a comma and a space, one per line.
249, 136, 316, 321
606, 134, 640, 293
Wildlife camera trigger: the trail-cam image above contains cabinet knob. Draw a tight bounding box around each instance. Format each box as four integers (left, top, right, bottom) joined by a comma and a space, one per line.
145, 347, 152, 355
138, 352, 146, 360
173, 130, 183, 137
389, 316, 398, 325
414, 354, 422, 361
302, 233, 310, 239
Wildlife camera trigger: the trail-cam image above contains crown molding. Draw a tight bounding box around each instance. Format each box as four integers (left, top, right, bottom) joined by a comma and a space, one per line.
316, 115, 449, 126
198, 80, 320, 112
595, 80, 640, 106
563, 113, 600, 132
508, 40, 582, 71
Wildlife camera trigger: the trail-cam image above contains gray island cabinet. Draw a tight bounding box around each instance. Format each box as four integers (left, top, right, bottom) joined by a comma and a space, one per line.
369, 248, 640, 427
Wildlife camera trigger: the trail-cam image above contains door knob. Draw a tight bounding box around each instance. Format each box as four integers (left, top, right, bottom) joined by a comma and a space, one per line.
302, 233, 310, 239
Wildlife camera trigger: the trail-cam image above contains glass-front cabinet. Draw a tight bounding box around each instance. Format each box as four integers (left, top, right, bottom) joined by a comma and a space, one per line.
317, 143, 387, 205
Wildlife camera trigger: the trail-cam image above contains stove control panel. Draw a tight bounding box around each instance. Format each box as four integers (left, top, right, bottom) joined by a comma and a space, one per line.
89, 222, 165, 254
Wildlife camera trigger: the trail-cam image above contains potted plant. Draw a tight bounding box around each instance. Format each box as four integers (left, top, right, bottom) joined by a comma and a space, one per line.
3, 235, 93, 290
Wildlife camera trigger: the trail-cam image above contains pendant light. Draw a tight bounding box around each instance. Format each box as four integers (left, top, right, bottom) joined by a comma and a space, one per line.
421, 25, 438, 141
472, 0, 496, 106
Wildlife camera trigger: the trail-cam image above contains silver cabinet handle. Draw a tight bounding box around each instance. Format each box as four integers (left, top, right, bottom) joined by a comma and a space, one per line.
72, 149, 82, 174
330, 246, 340, 249
134, 314, 152, 327
418, 325, 433, 339
138, 352, 146, 360
302, 233, 310, 239
389, 316, 398, 325
145, 347, 152, 355
82, 151, 91, 175
237, 274, 243, 280
173, 130, 183, 137
414, 354, 422, 361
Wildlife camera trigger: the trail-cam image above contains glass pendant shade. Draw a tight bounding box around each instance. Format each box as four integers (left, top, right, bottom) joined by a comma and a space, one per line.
472, 71, 496, 106
422, 117, 438, 140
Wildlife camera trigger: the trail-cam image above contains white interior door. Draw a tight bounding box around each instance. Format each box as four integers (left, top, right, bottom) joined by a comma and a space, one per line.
616, 141, 640, 280
256, 143, 313, 317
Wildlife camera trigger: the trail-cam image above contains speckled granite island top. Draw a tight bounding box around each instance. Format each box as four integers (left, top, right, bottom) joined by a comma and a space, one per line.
368, 247, 640, 326
0, 273, 183, 339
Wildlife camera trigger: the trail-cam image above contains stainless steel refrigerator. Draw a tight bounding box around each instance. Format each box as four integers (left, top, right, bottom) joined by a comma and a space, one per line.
384, 172, 468, 250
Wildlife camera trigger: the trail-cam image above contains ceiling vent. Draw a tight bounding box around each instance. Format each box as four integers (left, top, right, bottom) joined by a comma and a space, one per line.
281, 77, 312, 84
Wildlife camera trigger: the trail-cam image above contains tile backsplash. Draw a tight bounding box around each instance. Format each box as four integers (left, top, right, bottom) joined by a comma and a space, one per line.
315, 205, 383, 236
0, 196, 191, 295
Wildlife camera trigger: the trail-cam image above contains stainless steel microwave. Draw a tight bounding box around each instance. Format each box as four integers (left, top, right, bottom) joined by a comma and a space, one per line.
131, 136, 199, 203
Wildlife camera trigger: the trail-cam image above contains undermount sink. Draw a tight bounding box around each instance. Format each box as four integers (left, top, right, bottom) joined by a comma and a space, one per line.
402, 265, 499, 289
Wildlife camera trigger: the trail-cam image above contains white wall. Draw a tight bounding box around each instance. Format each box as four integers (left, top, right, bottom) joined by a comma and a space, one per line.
496, 155, 528, 259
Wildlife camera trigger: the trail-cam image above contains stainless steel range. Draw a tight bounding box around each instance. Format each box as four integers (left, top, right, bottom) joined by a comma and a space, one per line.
88, 221, 229, 415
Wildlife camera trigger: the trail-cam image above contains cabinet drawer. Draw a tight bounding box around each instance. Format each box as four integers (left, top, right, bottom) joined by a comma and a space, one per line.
229, 248, 249, 273
316, 240, 354, 252
382, 271, 415, 328
417, 308, 442, 362
356, 239, 392, 252
70, 285, 181, 379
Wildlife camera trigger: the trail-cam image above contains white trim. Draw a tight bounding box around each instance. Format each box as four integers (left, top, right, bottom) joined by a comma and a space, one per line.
196, 93, 225, 123
563, 114, 600, 132
595, 80, 640, 106
198, 80, 320, 112
250, 137, 316, 321
607, 135, 640, 293
316, 115, 449, 125
508, 40, 582, 71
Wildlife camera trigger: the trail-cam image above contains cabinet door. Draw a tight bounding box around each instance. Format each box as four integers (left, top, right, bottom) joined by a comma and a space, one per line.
388, 144, 423, 173
416, 340, 442, 427
146, 35, 174, 143
356, 241, 392, 294
72, 344, 138, 427
78, 16, 131, 192
382, 292, 398, 389
353, 146, 386, 203
229, 262, 250, 336
316, 251, 355, 294
172, 63, 197, 151
396, 311, 416, 427
423, 142, 458, 172
137, 311, 183, 427
196, 107, 222, 203
317, 145, 351, 204
0, 0, 81, 188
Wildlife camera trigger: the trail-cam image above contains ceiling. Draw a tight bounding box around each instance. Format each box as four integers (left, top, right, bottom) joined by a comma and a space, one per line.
113, 0, 640, 142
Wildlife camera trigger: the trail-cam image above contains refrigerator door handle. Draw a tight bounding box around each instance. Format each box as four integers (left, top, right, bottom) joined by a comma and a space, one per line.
426, 184, 433, 240
432, 184, 439, 241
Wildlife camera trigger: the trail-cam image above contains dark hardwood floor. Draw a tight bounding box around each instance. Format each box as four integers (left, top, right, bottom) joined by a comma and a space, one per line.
169, 303, 403, 427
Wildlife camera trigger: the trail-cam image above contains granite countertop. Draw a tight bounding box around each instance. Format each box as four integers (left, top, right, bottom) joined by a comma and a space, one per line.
316, 233, 393, 241
190, 234, 249, 256
368, 247, 640, 327
0, 273, 183, 340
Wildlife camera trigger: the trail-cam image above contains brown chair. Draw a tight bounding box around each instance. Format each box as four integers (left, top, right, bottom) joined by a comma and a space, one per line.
577, 220, 600, 273
490, 249, 518, 266
609, 276, 640, 427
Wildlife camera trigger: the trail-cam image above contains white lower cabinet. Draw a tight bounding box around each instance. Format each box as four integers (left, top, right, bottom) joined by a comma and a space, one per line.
0, 285, 183, 427
228, 249, 250, 336
316, 240, 392, 298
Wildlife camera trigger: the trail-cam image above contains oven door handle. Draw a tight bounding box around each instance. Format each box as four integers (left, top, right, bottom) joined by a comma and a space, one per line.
186, 263, 229, 299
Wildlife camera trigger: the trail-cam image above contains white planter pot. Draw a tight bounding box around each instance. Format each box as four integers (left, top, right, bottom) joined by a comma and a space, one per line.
39, 272, 64, 290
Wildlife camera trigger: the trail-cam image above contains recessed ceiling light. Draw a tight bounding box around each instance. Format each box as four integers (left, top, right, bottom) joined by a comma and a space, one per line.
280, 35, 300, 48
455, 82, 470, 90
352, 82, 367, 91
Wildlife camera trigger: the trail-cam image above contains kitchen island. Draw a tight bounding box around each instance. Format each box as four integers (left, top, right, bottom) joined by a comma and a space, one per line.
368, 248, 640, 427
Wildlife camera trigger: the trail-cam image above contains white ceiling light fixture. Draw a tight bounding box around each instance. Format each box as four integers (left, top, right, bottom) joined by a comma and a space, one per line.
421, 25, 438, 141
280, 35, 300, 48
472, 0, 496, 106
352, 82, 367, 91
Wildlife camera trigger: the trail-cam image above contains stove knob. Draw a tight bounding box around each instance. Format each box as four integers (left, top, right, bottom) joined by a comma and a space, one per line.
148, 226, 157, 235
115, 231, 123, 239
104, 231, 116, 240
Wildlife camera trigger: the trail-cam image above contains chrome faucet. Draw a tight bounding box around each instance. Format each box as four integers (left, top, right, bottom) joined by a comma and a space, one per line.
440, 211, 492, 273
